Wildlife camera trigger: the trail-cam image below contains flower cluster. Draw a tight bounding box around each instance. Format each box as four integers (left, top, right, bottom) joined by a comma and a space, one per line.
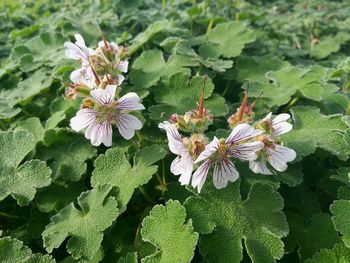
159, 86, 296, 193
64, 33, 144, 146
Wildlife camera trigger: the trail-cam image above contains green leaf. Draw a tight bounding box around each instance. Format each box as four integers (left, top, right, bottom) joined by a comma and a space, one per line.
135, 144, 167, 166
130, 49, 198, 89
249, 66, 338, 107
0, 98, 21, 119
91, 147, 158, 209
27, 254, 56, 263
199, 21, 255, 59
305, 243, 350, 263
141, 200, 198, 263
282, 106, 350, 160
38, 136, 97, 181
0, 237, 31, 263
331, 200, 350, 247
149, 72, 228, 120
42, 184, 118, 261
17, 117, 44, 143
117, 253, 138, 263
284, 212, 340, 261
184, 181, 288, 263
0, 130, 51, 205
310, 32, 350, 59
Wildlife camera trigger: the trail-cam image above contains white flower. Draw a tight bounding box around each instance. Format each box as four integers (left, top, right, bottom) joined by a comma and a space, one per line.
158, 121, 193, 185
70, 85, 144, 146
261, 112, 292, 137
249, 142, 296, 175
192, 124, 264, 193
64, 34, 96, 67
70, 67, 96, 90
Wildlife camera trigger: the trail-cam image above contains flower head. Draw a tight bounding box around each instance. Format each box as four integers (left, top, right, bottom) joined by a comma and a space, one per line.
249, 136, 296, 175
64, 34, 95, 67
258, 112, 292, 138
158, 121, 193, 185
70, 85, 144, 146
192, 124, 264, 192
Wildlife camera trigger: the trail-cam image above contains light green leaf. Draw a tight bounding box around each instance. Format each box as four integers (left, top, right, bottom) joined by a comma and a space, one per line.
141, 200, 198, 263
27, 254, 56, 263
135, 145, 167, 166
42, 184, 118, 261
117, 253, 138, 263
0, 98, 21, 119
149, 72, 228, 120
0, 130, 51, 205
17, 117, 44, 143
0, 237, 31, 263
305, 243, 350, 263
199, 21, 255, 59
130, 49, 198, 89
331, 200, 350, 247
310, 32, 350, 59
282, 106, 350, 160
184, 181, 288, 263
91, 147, 158, 209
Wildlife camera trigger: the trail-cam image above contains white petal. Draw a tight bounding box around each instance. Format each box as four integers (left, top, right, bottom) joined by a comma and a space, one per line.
194, 137, 220, 163
114, 113, 142, 140
226, 123, 263, 144
117, 74, 125, 86
170, 155, 193, 185
70, 109, 98, 131
110, 42, 120, 52
91, 85, 117, 106
272, 122, 292, 137
74, 34, 86, 47
249, 159, 272, 175
116, 92, 145, 111
262, 112, 273, 122
158, 121, 187, 155
267, 144, 296, 172
64, 42, 88, 61
170, 157, 182, 175
272, 113, 290, 125
100, 121, 113, 147
84, 120, 112, 147
213, 158, 239, 189
229, 141, 264, 160
191, 159, 211, 193
118, 60, 129, 73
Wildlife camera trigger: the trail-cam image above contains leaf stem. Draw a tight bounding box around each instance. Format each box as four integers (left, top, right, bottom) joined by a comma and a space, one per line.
138, 186, 154, 203
0, 211, 22, 220
285, 96, 299, 111
222, 80, 231, 97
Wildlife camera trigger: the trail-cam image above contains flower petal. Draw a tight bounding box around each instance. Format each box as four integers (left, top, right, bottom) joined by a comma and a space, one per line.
272, 113, 290, 124
194, 137, 220, 163
192, 159, 211, 193
70, 109, 98, 131
249, 159, 272, 175
84, 120, 112, 147
170, 155, 193, 185
213, 158, 239, 189
226, 123, 263, 145
272, 122, 292, 137
158, 121, 187, 156
267, 144, 296, 172
228, 141, 264, 160
118, 60, 129, 73
116, 92, 145, 111
262, 112, 273, 122
91, 85, 117, 106
114, 113, 142, 140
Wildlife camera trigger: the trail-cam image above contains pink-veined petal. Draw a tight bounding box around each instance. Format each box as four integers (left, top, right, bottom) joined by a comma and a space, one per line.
74, 34, 86, 47
249, 159, 272, 175
226, 123, 263, 145
192, 159, 212, 193
267, 144, 296, 172
91, 85, 117, 106
70, 109, 98, 131
114, 113, 142, 140
228, 141, 264, 160
272, 122, 292, 137
213, 157, 239, 189
194, 137, 220, 163
84, 120, 112, 147
118, 60, 128, 73
158, 121, 187, 156
116, 92, 145, 111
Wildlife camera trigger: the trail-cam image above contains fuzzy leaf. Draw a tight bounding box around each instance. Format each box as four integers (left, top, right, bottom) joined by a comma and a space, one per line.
305, 243, 350, 263
0, 130, 51, 205
282, 106, 350, 160
0, 237, 31, 262
199, 21, 255, 58
141, 200, 198, 263
310, 32, 350, 59
130, 49, 198, 89
91, 147, 158, 209
184, 181, 288, 263
331, 200, 350, 247
42, 184, 118, 260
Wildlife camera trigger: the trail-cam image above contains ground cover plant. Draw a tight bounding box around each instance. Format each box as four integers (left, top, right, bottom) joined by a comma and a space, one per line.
0, 0, 350, 262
